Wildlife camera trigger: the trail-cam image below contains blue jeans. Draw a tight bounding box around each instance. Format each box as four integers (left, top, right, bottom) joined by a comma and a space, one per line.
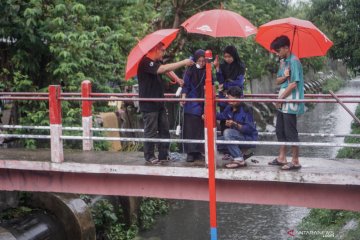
217, 128, 245, 158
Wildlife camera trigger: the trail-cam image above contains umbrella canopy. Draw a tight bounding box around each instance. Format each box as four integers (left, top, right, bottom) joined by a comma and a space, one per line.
181, 9, 257, 38
255, 17, 333, 58
125, 29, 179, 80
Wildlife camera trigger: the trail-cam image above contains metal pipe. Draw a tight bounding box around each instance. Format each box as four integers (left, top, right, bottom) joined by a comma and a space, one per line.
2, 134, 360, 148
0, 97, 48, 100
329, 90, 360, 126
57, 97, 360, 103
1, 92, 359, 98
244, 93, 360, 98
216, 140, 360, 148
2, 125, 360, 138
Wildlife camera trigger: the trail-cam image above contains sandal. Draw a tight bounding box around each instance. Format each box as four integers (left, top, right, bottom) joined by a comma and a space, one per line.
268, 158, 286, 166
243, 152, 254, 160
281, 162, 302, 170
224, 160, 247, 169
145, 157, 160, 165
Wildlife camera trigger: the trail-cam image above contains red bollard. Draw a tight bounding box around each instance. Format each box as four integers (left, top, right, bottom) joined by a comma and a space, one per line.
49, 85, 64, 163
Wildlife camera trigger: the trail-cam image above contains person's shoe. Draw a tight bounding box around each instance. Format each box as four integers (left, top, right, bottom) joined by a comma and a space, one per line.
186, 154, 195, 162
145, 157, 160, 165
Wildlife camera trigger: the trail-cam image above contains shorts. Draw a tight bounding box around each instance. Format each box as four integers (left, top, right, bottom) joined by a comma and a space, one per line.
276, 111, 299, 142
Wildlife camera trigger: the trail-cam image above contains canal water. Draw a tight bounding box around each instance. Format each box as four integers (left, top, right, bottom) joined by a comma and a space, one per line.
138, 77, 360, 240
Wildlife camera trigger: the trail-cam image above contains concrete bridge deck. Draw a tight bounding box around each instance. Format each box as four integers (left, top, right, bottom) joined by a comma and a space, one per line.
0, 149, 360, 211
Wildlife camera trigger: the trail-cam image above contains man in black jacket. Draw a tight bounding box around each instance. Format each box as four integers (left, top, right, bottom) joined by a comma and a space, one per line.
137, 42, 194, 164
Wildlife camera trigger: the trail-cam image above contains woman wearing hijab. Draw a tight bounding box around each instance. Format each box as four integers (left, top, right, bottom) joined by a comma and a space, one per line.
214, 45, 246, 133
181, 49, 206, 162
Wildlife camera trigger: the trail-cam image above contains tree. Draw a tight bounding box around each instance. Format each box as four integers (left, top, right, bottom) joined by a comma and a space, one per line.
308, 0, 360, 74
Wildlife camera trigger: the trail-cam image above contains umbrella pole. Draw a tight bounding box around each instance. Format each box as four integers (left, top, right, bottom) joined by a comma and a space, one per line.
204, 50, 218, 240
290, 26, 297, 55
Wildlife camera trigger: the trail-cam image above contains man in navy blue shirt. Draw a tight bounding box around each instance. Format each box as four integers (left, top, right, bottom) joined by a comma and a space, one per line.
216, 86, 258, 168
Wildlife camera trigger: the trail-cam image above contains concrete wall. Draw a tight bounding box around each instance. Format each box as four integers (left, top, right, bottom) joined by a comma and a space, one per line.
250, 59, 349, 94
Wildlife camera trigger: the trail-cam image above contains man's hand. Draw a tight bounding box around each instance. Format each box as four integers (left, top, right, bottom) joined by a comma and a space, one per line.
183, 59, 194, 67
284, 68, 290, 78
225, 120, 234, 127
177, 78, 184, 87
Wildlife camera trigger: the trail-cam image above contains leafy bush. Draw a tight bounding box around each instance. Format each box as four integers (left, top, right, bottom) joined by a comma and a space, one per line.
90, 198, 138, 240
321, 76, 345, 94
139, 198, 169, 230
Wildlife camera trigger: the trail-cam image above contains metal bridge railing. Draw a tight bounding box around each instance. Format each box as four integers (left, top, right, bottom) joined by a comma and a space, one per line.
1, 81, 360, 162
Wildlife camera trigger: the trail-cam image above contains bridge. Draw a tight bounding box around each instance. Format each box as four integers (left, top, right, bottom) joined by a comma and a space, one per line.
1, 148, 360, 212
1, 77, 360, 239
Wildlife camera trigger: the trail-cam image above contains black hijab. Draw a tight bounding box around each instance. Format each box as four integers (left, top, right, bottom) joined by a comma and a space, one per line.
220, 45, 245, 81
184, 49, 206, 98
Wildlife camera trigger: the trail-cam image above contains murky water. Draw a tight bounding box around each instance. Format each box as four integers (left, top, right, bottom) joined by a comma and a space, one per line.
138, 78, 360, 240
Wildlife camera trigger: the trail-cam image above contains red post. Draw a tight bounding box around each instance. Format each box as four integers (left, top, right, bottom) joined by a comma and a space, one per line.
48, 85, 64, 163
82, 80, 93, 150
204, 50, 218, 240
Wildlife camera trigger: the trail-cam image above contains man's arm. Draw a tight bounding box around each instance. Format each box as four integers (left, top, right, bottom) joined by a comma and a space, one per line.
275, 68, 290, 85
278, 82, 297, 99
157, 59, 194, 74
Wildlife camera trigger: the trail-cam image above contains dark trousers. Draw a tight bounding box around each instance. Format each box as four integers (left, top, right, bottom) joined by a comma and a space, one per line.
276, 111, 299, 142
142, 109, 170, 161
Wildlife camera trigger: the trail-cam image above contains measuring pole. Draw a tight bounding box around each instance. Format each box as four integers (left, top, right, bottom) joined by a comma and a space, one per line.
204, 50, 218, 240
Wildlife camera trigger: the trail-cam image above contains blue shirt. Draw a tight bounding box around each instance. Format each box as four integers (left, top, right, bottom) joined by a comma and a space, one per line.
277, 54, 305, 115
216, 105, 258, 141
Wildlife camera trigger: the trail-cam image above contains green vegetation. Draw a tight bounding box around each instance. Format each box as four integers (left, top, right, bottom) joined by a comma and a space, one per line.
307, 0, 360, 74
297, 209, 360, 240
87, 197, 169, 240
90, 198, 138, 240
139, 198, 169, 230
321, 76, 345, 94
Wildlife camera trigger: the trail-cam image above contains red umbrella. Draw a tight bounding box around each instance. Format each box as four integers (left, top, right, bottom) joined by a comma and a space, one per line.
125, 29, 179, 80
255, 17, 333, 58
181, 9, 257, 38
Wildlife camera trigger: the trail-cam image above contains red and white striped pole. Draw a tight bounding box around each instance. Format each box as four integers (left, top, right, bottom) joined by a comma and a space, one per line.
204, 50, 218, 240
82, 80, 93, 150
48, 85, 64, 163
